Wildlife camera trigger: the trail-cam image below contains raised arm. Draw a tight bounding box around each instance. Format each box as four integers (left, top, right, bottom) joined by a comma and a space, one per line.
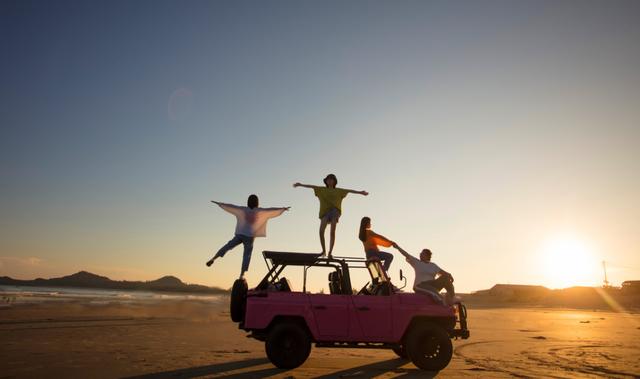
393, 244, 423, 268
392, 243, 413, 259
293, 182, 320, 189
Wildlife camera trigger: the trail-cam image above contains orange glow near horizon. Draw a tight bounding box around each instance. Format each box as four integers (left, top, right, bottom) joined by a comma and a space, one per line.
540, 235, 600, 289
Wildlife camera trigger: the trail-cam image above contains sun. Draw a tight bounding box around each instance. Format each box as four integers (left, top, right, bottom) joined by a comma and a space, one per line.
540, 236, 599, 289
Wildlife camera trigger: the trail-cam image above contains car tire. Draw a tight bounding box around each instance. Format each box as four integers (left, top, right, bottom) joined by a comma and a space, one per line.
230, 278, 247, 322
406, 322, 453, 371
392, 345, 409, 359
265, 322, 311, 369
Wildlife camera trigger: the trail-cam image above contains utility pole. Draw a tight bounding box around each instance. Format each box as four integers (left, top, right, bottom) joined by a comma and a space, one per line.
602, 261, 610, 288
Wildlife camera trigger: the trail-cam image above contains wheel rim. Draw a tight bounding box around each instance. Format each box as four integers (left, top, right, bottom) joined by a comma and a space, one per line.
419, 335, 442, 359
279, 333, 297, 355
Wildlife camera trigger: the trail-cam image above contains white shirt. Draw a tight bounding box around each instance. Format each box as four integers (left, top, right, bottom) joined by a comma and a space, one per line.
406, 255, 442, 290
216, 203, 286, 238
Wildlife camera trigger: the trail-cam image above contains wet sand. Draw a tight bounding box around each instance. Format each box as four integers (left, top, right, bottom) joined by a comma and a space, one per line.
1, 298, 639, 378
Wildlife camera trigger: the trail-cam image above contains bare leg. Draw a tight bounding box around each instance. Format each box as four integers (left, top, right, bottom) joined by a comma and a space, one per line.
319, 219, 328, 255
328, 221, 337, 257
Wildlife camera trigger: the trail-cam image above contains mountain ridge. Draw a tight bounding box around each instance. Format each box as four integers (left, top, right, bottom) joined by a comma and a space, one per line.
0, 271, 227, 294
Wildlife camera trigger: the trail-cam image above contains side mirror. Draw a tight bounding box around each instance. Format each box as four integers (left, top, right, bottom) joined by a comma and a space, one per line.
397, 269, 407, 290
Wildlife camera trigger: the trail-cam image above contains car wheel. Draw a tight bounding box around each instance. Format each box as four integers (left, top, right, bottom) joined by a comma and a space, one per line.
265, 322, 311, 369
392, 345, 409, 359
406, 322, 453, 371
230, 278, 247, 322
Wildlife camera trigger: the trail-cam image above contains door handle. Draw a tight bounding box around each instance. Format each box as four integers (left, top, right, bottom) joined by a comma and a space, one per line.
313, 305, 327, 310
356, 306, 370, 311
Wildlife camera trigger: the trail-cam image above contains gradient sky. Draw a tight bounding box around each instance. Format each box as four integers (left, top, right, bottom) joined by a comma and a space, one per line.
1, 0, 639, 293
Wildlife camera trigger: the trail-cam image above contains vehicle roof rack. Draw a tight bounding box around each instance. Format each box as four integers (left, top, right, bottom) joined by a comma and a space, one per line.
262, 251, 322, 266
262, 251, 370, 266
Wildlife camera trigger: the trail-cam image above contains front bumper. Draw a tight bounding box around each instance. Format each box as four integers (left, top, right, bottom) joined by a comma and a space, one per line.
451, 303, 470, 339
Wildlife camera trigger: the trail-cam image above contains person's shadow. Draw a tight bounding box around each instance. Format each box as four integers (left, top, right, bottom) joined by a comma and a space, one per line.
124, 357, 437, 379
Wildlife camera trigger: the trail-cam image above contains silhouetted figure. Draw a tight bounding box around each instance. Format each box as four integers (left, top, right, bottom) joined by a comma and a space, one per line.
293, 174, 368, 257
207, 195, 289, 278
359, 217, 395, 271
393, 244, 456, 302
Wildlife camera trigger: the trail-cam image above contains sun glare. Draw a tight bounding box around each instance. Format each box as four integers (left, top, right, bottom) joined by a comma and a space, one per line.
540, 236, 599, 289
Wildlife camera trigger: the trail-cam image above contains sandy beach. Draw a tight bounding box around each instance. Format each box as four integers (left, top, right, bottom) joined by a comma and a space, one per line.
1, 293, 639, 379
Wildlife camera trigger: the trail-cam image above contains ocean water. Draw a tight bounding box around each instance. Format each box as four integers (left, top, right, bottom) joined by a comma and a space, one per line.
0, 285, 225, 306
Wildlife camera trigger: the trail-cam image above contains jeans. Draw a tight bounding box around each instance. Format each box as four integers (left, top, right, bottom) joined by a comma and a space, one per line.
416, 275, 455, 296
365, 250, 394, 271
214, 234, 255, 277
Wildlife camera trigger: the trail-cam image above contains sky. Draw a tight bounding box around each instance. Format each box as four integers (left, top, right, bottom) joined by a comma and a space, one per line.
1, 0, 639, 293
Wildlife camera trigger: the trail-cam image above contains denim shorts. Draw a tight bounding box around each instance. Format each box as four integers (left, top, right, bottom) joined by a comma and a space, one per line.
321, 207, 341, 223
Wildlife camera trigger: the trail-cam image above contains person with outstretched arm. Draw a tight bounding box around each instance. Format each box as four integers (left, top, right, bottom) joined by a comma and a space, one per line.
359, 216, 395, 271
393, 243, 456, 302
207, 194, 290, 278
293, 174, 368, 257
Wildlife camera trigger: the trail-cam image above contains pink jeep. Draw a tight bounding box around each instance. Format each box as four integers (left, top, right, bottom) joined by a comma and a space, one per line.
229, 251, 469, 371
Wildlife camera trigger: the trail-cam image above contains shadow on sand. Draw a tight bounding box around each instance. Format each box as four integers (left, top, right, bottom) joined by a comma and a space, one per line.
125, 357, 437, 379
123, 358, 279, 379
314, 357, 437, 379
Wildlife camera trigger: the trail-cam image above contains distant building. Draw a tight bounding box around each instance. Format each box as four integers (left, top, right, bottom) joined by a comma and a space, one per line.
474, 284, 549, 298
621, 280, 640, 294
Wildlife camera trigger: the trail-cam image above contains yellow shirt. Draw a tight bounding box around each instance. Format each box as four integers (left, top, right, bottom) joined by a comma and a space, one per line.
313, 187, 349, 218
362, 229, 393, 252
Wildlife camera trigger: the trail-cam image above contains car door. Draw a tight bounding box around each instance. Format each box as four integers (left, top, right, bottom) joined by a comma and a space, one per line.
351, 295, 393, 341
308, 294, 350, 339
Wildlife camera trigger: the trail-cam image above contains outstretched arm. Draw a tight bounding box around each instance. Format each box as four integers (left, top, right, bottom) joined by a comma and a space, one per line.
293, 182, 320, 189
211, 200, 237, 207
262, 206, 291, 218
370, 231, 393, 248
392, 243, 413, 259
211, 200, 242, 216
340, 187, 369, 196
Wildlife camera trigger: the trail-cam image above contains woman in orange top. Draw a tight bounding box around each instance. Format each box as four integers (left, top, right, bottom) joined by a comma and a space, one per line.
358, 216, 394, 271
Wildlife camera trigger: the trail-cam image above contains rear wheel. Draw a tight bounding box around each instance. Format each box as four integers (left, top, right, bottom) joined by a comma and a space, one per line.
392, 345, 408, 359
406, 323, 453, 371
230, 279, 247, 322
265, 322, 311, 369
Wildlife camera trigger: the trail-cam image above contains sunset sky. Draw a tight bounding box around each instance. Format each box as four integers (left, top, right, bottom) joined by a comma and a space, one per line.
1, 0, 639, 293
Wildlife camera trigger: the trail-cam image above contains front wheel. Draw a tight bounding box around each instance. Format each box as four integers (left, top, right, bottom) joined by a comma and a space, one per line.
230, 279, 247, 322
405, 323, 453, 371
265, 322, 311, 369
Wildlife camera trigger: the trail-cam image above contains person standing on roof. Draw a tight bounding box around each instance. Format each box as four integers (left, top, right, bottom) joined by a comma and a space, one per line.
358, 217, 395, 271
207, 195, 290, 279
393, 244, 456, 302
293, 174, 368, 257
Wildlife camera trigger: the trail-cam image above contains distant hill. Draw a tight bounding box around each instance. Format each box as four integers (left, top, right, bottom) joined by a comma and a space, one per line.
0, 271, 227, 295
462, 283, 640, 311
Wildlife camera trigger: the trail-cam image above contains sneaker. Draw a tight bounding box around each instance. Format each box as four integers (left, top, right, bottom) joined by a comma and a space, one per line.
206, 258, 216, 267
